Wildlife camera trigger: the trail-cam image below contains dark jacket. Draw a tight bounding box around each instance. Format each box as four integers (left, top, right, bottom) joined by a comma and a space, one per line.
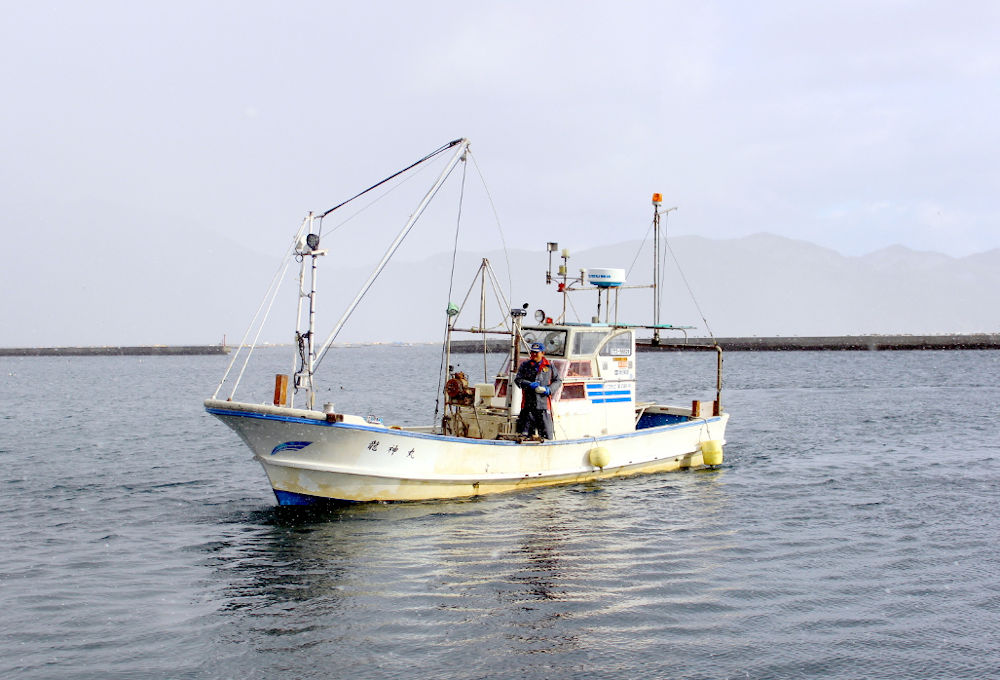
514, 357, 562, 411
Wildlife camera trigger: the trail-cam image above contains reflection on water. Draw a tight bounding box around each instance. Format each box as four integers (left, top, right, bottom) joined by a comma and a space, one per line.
200, 471, 736, 676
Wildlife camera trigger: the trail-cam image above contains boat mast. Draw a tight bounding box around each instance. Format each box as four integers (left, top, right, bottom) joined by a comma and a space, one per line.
508, 303, 527, 414
293, 213, 326, 409
306, 224, 321, 406
651, 194, 676, 345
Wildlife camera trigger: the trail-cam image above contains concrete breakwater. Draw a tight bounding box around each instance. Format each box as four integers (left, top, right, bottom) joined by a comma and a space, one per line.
4, 335, 998, 356
645, 334, 1000, 351
450, 333, 1000, 353
0, 345, 231, 356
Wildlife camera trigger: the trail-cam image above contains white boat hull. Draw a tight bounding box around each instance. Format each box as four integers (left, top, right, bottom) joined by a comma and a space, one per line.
205, 399, 729, 504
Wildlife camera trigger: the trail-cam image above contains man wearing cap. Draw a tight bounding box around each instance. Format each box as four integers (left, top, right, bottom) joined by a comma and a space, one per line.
514, 342, 562, 439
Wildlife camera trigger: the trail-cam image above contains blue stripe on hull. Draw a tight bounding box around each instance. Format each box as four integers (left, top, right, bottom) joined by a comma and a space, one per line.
274, 489, 326, 506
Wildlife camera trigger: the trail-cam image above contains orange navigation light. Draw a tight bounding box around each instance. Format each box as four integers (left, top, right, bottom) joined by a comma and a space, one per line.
652, 193, 663, 205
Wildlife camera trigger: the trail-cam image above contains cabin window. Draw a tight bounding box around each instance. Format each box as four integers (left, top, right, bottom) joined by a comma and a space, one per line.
572, 331, 605, 355
549, 359, 568, 377
599, 332, 633, 357
522, 328, 567, 356
559, 383, 586, 400
566, 361, 593, 377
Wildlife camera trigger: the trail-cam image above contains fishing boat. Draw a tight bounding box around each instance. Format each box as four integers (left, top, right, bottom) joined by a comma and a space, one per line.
205, 138, 728, 504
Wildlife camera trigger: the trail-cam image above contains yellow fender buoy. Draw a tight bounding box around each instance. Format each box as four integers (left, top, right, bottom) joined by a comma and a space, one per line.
588, 446, 610, 469
700, 440, 724, 466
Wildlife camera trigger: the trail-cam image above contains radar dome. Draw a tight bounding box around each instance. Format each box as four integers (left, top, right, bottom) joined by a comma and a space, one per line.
586, 268, 626, 288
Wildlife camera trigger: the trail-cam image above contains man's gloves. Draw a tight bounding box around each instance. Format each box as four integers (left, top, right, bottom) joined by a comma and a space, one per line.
526, 381, 548, 395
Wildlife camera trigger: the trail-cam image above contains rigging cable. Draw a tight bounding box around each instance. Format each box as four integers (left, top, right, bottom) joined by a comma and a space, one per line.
564, 286, 582, 323
311, 139, 470, 372
315, 155, 435, 241
625, 219, 655, 282
212, 217, 309, 400
432, 149, 514, 427
661, 210, 717, 342
468, 151, 513, 305
318, 138, 465, 219
433, 155, 469, 427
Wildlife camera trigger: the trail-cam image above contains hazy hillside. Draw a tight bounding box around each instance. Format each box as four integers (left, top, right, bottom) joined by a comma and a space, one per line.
2, 210, 998, 346
0, 199, 278, 347
304, 233, 1000, 343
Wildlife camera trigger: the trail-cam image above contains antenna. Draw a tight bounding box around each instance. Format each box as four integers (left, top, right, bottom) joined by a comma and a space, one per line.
651, 193, 677, 345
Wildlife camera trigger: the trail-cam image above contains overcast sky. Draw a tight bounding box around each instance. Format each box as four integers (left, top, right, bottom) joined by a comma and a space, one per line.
3, 1, 1000, 348
3, 0, 997, 259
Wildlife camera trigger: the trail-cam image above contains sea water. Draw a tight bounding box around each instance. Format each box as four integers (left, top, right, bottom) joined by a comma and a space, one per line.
1, 347, 999, 679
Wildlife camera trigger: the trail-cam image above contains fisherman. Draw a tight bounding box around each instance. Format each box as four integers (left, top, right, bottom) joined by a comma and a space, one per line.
514, 342, 562, 439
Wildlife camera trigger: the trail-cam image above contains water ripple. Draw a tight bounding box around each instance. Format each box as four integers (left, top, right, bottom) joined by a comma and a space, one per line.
2, 350, 1000, 678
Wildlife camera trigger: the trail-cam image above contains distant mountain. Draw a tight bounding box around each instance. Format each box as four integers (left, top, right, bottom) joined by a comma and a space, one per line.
0, 198, 279, 347
306, 232, 1000, 343
858, 244, 954, 271
2, 216, 997, 346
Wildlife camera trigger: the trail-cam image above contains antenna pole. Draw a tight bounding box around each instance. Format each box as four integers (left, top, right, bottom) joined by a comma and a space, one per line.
652, 196, 661, 344
650, 194, 676, 345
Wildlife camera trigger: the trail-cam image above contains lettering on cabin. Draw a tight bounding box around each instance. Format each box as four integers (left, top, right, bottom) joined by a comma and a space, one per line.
388, 444, 400, 455
367, 440, 380, 451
